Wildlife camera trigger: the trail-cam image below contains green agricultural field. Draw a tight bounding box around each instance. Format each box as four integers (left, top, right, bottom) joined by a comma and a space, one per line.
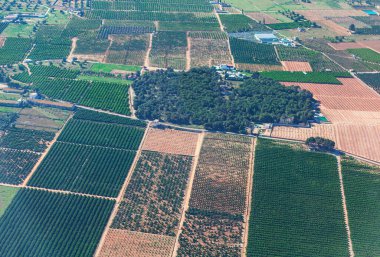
348, 48, 380, 64
28, 142, 136, 197
260, 71, 351, 84
1, 23, 35, 38
74, 109, 147, 127
342, 157, 380, 257
0, 186, 19, 217
58, 119, 145, 150
90, 63, 142, 73
247, 139, 349, 257
0, 189, 114, 257
78, 75, 133, 85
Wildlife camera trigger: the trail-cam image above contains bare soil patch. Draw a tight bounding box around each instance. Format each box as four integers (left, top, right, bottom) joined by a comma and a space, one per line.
99, 229, 175, 257
142, 128, 199, 156
281, 61, 313, 72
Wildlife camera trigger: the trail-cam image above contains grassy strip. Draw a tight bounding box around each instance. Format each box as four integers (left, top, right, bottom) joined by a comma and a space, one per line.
78, 75, 133, 85
260, 71, 351, 84
90, 63, 141, 73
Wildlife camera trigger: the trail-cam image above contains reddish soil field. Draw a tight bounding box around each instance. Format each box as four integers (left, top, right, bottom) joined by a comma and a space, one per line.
321, 108, 380, 124
271, 124, 337, 142
317, 20, 351, 36
334, 124, 380, 163
271, 124, 380, 163
358, 40, 380, 54
281, 61, 313, 72
281, 78, 379, 99
317, 96, 380, 112
142, 128, 199, 156
298, 10, 367, 21
246, 12, 279, 24
99, 229, 175, 257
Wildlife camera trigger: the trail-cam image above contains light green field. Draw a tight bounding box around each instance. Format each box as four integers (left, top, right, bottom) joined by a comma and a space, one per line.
78, 75, 133, 85
227, 0, 349, 12
0, 186, 19, 217
348, 48, 380, 64
90, 63, 142, 73
46, 10, 70, 25
0, 92, 20, 101
0, 107, 21, 113
2, 23, 35, 38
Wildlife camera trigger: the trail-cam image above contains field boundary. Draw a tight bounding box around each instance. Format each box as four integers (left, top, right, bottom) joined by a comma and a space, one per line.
21, 113, 73, 187
241, 138, 256, 257
93, 121, 151, 257
337, 156, 355, 257
171, 132, 205, 257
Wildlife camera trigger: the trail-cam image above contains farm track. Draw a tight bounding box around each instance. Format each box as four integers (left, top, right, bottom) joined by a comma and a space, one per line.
172, 132, 205, 257
241, 138, 257, 257
337, 156, 355, 257
67, 37, 78, 62
128, 86, 136, 119
93, 121, 151, 257
186, 32, 191, 71
21, 113, 73, 187
144, 33, 153, 68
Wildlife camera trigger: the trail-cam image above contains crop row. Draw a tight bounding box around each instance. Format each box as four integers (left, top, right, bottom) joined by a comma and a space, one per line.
28, 142, 136, 197
0, 189, 114, 257
0, 127, 55, 153
0, 38, 32, 66
58, 119, 144, 150
0, 148, 40, 185
230, 37, 279, 65
189, 134, 252, 215
28, 44, 72, 61
220, 14, 269, 33
112, 151, 193, 236
30, 65, 80, 79
247, 139, 348, 256
85, 10, 218, 23
342, 157, 380, 256
74, 108, 147, 127
178, 208, 243, 257
98, 25, 155, 39
357, 73, 380, 93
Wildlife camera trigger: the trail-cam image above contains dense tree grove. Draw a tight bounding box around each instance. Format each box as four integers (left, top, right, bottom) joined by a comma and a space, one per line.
133, 68, 316, 133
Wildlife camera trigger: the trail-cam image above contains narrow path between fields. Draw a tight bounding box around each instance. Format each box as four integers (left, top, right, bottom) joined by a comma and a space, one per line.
241, 138, 257, 257
171, 132, 205, 257
337, 156, 355, 257
186, 32, 191, 71
93, 122, 152, 257
102, 37, 113, 63
67, 37, 77, 62
144, 33, 153, 68
128, 86, 137, 119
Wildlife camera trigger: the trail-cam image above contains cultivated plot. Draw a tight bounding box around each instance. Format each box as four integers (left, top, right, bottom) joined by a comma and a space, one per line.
142, 128, 199, 156
100, 229, 175, 257
247, 139, 349, 257
112, 151, 193, 236
342, 157, 380, 257
0, 189, 114, 257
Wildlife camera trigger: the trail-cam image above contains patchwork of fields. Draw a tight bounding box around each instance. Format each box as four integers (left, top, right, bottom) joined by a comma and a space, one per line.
0, 0, 380, 256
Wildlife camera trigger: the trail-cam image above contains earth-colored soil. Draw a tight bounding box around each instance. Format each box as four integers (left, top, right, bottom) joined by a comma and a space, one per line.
281, 61, 313, 71
142, 128, 200, 156
99, 229, 175, 257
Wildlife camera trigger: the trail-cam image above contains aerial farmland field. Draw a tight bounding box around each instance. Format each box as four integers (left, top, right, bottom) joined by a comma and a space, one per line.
0, 0, 379, 255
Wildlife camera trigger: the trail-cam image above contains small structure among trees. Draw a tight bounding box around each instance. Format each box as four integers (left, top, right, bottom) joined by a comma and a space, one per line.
306, 137, 335, 152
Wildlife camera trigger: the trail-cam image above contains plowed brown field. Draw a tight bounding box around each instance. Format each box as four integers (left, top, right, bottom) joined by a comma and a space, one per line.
328, 42, 363, 50
142, 128, 199, 156
99, 229, 175, 257
281, 61, 313, 72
